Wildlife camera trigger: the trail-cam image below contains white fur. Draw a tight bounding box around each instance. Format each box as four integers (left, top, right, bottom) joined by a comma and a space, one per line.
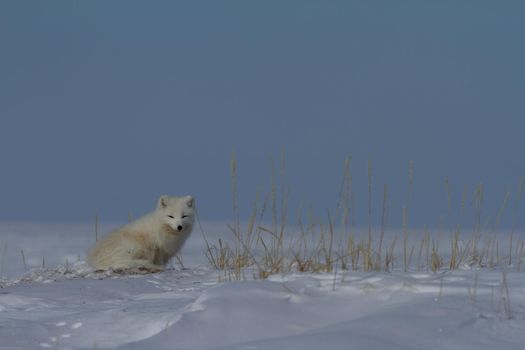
87, 195, 195, 273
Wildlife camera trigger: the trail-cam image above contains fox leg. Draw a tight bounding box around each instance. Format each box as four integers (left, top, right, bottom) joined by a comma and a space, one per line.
111, 259, 165, 274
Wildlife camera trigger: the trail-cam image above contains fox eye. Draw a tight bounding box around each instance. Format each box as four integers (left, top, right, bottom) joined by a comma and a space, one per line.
168, 215, 174, 219
181, 215, 188, 219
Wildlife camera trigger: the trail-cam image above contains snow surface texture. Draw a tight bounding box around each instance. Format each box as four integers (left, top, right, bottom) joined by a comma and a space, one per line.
1, 223, 525, 350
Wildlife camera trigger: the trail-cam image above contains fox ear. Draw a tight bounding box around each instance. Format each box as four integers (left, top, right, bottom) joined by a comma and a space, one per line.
158, 195, 169, 209
185, 196, 194, 208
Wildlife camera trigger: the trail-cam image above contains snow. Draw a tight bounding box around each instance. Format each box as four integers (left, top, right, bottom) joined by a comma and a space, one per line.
1, 222, 525, 349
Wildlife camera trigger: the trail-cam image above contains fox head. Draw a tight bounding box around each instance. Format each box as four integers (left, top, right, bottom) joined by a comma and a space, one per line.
156, 195, 195, 234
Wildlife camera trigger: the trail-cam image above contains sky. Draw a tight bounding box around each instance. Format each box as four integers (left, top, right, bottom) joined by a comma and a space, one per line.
0, 1, 524, 229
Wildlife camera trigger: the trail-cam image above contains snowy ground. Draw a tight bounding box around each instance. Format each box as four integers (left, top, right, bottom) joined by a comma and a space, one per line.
1, 222, 525, 350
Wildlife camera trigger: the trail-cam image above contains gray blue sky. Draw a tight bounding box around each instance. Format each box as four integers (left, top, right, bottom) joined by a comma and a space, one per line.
0, 1, 524, 228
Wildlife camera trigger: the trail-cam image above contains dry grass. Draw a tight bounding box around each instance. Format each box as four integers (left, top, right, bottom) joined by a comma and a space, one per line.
501, 270, 513, 319
0, 242, 7, 277
201, 155, 525, 279
95, 212, 99, 242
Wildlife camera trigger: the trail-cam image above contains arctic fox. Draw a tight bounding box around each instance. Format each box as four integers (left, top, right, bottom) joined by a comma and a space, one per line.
87, 195, 195, 273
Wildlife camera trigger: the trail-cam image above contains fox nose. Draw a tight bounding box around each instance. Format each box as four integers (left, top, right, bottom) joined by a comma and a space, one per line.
177, 225, 183, 231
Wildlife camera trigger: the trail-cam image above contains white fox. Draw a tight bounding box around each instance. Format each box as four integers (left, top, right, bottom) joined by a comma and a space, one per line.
87, 195, 195, 273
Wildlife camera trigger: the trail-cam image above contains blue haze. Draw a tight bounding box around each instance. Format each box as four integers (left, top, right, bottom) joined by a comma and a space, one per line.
0, 1, 524, 229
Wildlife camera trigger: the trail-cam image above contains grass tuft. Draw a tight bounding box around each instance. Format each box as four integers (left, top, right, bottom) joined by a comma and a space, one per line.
200, 155, 525, 279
